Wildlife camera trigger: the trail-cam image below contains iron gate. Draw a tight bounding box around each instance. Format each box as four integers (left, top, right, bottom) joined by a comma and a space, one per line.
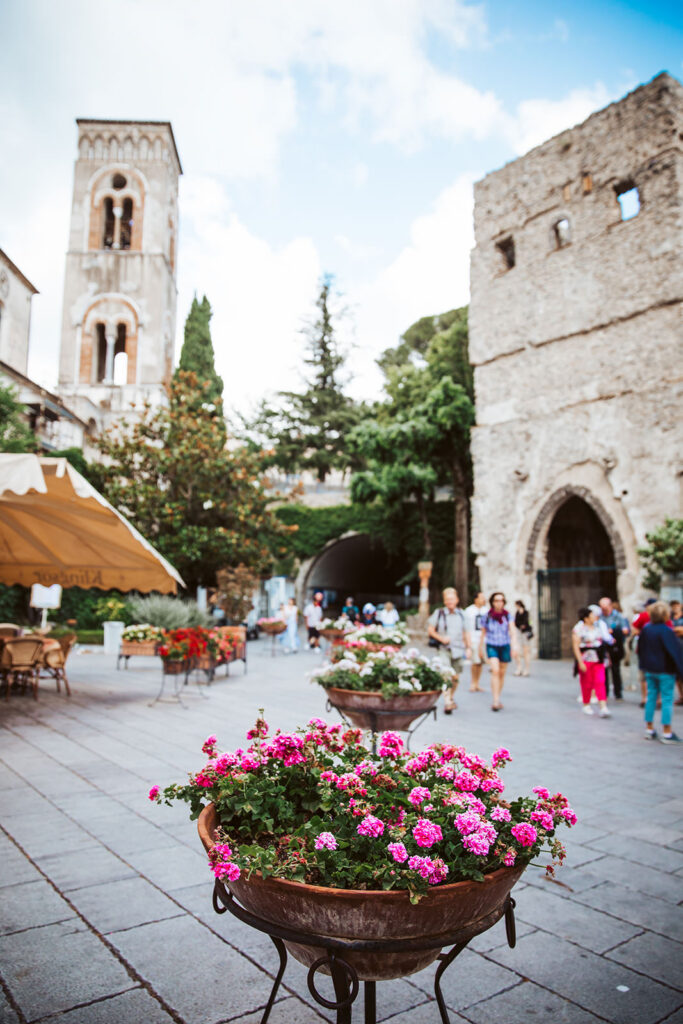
537, 570, 561, 659
537, 565, 618, 659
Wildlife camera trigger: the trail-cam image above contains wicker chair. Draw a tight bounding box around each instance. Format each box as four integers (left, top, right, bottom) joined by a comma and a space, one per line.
0, 624, 21, 639
1, 637, 44, 700
41, 634, 76, 696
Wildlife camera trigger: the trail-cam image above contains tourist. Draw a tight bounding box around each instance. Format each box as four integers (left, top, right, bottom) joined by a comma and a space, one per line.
479, 592, 516, 712
281, 597, 300, 654
303, 591, 324, 651
599, 596, 629, 701
639, 601, 683, 743
428, 587, 471, 714
377, 601, 400, 627
632, 598, 662, 707
342, 596, 359, 623
513, 599, 533, 677
361, 602, 377, 626
670, 599, 683, 705
463, 591, 487, 692
571, 606, 611, 718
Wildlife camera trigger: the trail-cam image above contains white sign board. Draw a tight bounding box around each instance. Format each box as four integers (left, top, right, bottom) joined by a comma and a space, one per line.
30, 583, 63, 610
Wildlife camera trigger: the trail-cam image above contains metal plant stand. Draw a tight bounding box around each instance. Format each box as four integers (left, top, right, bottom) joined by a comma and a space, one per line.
211, 877, 517, 1024
326, 699, 438, 753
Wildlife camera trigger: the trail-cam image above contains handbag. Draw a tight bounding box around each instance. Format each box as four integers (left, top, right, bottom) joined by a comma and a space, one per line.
428, 608, 451, 648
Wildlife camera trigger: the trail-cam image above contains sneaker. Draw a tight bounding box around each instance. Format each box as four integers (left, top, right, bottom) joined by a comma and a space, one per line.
643, 729, 657, 740
659, 732, 681, 744
599, 708, 611, 718
582, 705, 594, 715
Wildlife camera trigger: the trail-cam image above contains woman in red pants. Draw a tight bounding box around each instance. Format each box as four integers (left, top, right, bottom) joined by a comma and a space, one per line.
571, 606, 611, 718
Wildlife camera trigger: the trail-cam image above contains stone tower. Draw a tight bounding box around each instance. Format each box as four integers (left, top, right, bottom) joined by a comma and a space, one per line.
469, 73, 683, 656
58, 119, 182, 427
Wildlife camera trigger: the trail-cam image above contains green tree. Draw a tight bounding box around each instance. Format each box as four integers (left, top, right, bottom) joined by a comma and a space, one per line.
176, 295, 224, 407
0, 382, 37, 452
96, 371, 291, 591
243, 276, 361, 483
362, 307, 475, 593
638, 518, 683, 592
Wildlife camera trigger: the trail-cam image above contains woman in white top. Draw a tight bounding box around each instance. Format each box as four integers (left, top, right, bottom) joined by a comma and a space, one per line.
280, 598, 300, 653
571, 606, 610, 717
377, 601, 400, 627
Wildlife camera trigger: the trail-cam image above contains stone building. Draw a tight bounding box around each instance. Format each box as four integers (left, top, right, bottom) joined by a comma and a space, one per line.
0, 248, 37, 377
469, 73, 683, 656
57, 119, 182, 429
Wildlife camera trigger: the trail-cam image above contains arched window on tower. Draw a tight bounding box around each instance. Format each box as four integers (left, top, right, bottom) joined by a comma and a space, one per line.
102, 198, 115, 249
120, 198, 134, 250
96, 323, 107, 381
113, 323, 128, 384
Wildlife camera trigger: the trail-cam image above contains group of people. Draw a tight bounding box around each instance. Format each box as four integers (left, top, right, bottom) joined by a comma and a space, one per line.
572, 596, 683, 742
427, 589, 533, 713
296, 592, 401, 652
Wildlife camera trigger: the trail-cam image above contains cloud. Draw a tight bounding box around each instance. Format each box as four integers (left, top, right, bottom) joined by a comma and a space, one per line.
509, 83, 614, 156
178, 177, 321, 416
349, 174, 476, 399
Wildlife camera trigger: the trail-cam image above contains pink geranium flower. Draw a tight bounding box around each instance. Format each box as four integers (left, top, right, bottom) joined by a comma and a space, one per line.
357, 815, 385, 838
387, 842, 408, 863
315, 832, 337, 851
148, 785, 160, 801
412, 818, 443, 848
511, 823, 538, 847
408, 786, 431, 806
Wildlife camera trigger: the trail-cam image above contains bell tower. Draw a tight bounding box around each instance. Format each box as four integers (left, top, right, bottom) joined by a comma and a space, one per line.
58, 119, 182, 426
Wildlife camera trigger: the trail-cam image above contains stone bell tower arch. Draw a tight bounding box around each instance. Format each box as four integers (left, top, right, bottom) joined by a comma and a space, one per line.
57, 119, 182, 428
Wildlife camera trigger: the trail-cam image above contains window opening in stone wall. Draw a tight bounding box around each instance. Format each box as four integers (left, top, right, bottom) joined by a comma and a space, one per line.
96, 323, 107, 381
102, 198, 115, 248
495, 236, 515, 271
113, 323, 128, 385
120, 198, 133, 249
582, 173, 593, 194
112, 173, 127, 190
615, 181, 640, 220
553, 218, 571, 248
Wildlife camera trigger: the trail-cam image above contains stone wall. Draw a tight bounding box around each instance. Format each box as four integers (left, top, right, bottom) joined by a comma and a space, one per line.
0, 250, 37, 377
469, 73, 683, 622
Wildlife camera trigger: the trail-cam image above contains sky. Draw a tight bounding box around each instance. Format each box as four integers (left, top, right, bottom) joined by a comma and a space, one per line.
1, 0, 681, 415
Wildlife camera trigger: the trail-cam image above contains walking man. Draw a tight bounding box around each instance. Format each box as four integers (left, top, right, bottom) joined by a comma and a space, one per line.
464, 591, 487, 692
303, 591, 324, 651
599, 596, 628, 700
428, 587, 471, 714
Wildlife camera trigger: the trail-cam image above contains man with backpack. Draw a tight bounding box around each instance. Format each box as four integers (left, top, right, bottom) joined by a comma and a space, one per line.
428, 587, 471, 714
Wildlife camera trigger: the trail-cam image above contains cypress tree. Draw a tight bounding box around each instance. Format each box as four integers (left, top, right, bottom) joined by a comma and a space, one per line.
176, 295, 224, 406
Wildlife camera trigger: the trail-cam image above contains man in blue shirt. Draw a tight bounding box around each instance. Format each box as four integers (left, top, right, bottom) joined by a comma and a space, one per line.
599, 597, 629, 700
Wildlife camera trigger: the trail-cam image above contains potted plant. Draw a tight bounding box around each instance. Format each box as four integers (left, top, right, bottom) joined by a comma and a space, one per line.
257, 616, 287, 636
313, 645, 451, 730
158, 627, 203, 674
320, 615, 354, 642
150, 717, 575, 981
118, 623, 162, 669
343, 623, 410, 651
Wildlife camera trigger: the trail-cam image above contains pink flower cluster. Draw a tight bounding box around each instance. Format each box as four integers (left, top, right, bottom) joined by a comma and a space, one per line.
378, 732, 404, 758
210, 842, 241, 882
388, 842, 408, 863
530, 810, 554, 831
408, 855, 449, 884
412, 818, 443, 848
357, 815, 385, 838
511, 823, 538, 847
202, 735, 217, 756
491, 806, 511, 822
315, 832, 337, 850
408, 786, 431, 806
491, 747, 512, 767
148, 785, 160, 801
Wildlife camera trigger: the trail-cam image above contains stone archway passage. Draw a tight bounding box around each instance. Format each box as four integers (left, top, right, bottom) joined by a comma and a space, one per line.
525, 484, 627, 574
305, 534, 412, 613
536, 495, 617, 658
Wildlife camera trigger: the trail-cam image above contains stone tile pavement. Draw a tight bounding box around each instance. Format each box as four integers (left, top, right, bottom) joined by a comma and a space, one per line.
0, 640, 681, 1023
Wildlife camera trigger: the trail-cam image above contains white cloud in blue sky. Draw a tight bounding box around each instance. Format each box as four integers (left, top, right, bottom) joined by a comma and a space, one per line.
0, 0, 680, 411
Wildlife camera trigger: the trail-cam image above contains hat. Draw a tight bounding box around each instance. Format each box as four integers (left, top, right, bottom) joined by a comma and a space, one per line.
363, 602, 376, 614
645, 597, 657, 607
588, 604, 601, 617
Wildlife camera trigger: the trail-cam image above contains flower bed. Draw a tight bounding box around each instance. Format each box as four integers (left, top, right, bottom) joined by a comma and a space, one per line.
150, 716, 575, 902
122, 623, 162, 644
314, 646, 450, 700
157, 627, 233, 664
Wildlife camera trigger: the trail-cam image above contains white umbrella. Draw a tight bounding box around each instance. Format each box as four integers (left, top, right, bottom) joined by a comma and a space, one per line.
0, 454, 184, 593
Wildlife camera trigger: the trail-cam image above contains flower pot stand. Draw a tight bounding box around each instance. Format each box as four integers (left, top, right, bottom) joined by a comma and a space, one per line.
151, 659, 208, 707
210, 876, 517, 1024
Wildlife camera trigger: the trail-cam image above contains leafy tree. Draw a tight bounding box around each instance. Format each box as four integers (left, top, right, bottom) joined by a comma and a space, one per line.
96, 371, 291, 591
0, 382, 37, 452
176, 295, 224, 407
357, 307, 475, 593
242, 276, 361, 483
638, 518, 683, 592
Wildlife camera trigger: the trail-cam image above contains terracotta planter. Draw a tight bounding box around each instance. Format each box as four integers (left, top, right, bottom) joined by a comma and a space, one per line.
326, 686, 442, 731
320, 628, 347, 642
198, 803, 523, 981
259, 622, 287, 636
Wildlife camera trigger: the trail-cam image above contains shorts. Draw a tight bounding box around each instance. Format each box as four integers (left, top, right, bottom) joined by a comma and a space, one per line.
307, 626, 320, 640
470, 632, 483, 664
436, 648, 464, 676
518, 632, 532, 649
486, 643, 511, 663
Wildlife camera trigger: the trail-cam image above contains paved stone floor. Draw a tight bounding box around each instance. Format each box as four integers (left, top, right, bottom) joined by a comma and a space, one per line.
0, 639, 681, 1024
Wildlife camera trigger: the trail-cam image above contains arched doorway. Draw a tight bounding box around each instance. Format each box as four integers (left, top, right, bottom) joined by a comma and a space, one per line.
537, 496, 617, 658
302, 533, 414, 614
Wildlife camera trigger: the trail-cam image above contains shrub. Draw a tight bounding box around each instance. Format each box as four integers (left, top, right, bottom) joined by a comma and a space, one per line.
127, 594, 212, 629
